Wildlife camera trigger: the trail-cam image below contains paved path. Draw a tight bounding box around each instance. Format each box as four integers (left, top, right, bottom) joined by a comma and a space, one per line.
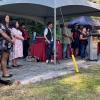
0, 57, 100, 84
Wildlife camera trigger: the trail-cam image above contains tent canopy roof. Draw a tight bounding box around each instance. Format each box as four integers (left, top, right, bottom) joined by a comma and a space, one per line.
0, 0, 100, 9
0, 3, 100, 18
0, 0, 100, 22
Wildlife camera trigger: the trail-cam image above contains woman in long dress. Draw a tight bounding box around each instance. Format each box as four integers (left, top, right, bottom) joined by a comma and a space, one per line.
11, 21, 24, 67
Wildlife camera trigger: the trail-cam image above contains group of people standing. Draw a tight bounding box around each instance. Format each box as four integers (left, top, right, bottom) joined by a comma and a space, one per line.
0, 15, 90, 81
0, 15, 30, 80
63, 24, 89, 59
43, 22, 90, 64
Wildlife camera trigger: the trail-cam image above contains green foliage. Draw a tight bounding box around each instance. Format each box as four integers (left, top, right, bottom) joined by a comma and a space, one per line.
88, 0, 100, 3
13, 17, 44, 36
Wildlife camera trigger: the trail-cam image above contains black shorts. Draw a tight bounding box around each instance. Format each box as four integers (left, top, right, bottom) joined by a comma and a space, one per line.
0, 49, 10, 57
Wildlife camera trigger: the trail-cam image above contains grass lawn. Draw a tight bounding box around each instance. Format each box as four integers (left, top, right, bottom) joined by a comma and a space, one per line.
0, 65, 100, 100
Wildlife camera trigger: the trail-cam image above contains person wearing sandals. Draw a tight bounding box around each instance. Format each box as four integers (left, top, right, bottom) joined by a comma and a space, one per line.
10, 20, 24, 67
0, 15, 14, 78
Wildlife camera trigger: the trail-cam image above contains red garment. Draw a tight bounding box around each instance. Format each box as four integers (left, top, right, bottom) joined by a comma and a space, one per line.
30, 37, 63, 61
30, 43, 46, 61
22, 31, 30, 40
98, 42, 100, 54
56, 42, 63, 60
72, 32, 79, 39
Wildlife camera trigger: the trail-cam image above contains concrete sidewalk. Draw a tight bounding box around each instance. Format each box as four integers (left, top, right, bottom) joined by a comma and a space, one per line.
0, 58, 100, 84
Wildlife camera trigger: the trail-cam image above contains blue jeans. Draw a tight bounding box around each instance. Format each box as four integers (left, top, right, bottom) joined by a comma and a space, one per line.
63, 44, 67, 58
80, 43, 87, 59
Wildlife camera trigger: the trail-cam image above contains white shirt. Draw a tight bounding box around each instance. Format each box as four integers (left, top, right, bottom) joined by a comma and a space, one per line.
44, 28, 53, 41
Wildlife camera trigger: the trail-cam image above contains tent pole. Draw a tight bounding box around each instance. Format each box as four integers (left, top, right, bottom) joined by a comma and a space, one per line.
54, 7, 56, 64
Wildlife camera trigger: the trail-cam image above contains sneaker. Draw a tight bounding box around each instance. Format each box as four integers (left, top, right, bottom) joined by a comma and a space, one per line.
7, 66, 13, 69
46, 60, 49, 64
51, 59, 54, 63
